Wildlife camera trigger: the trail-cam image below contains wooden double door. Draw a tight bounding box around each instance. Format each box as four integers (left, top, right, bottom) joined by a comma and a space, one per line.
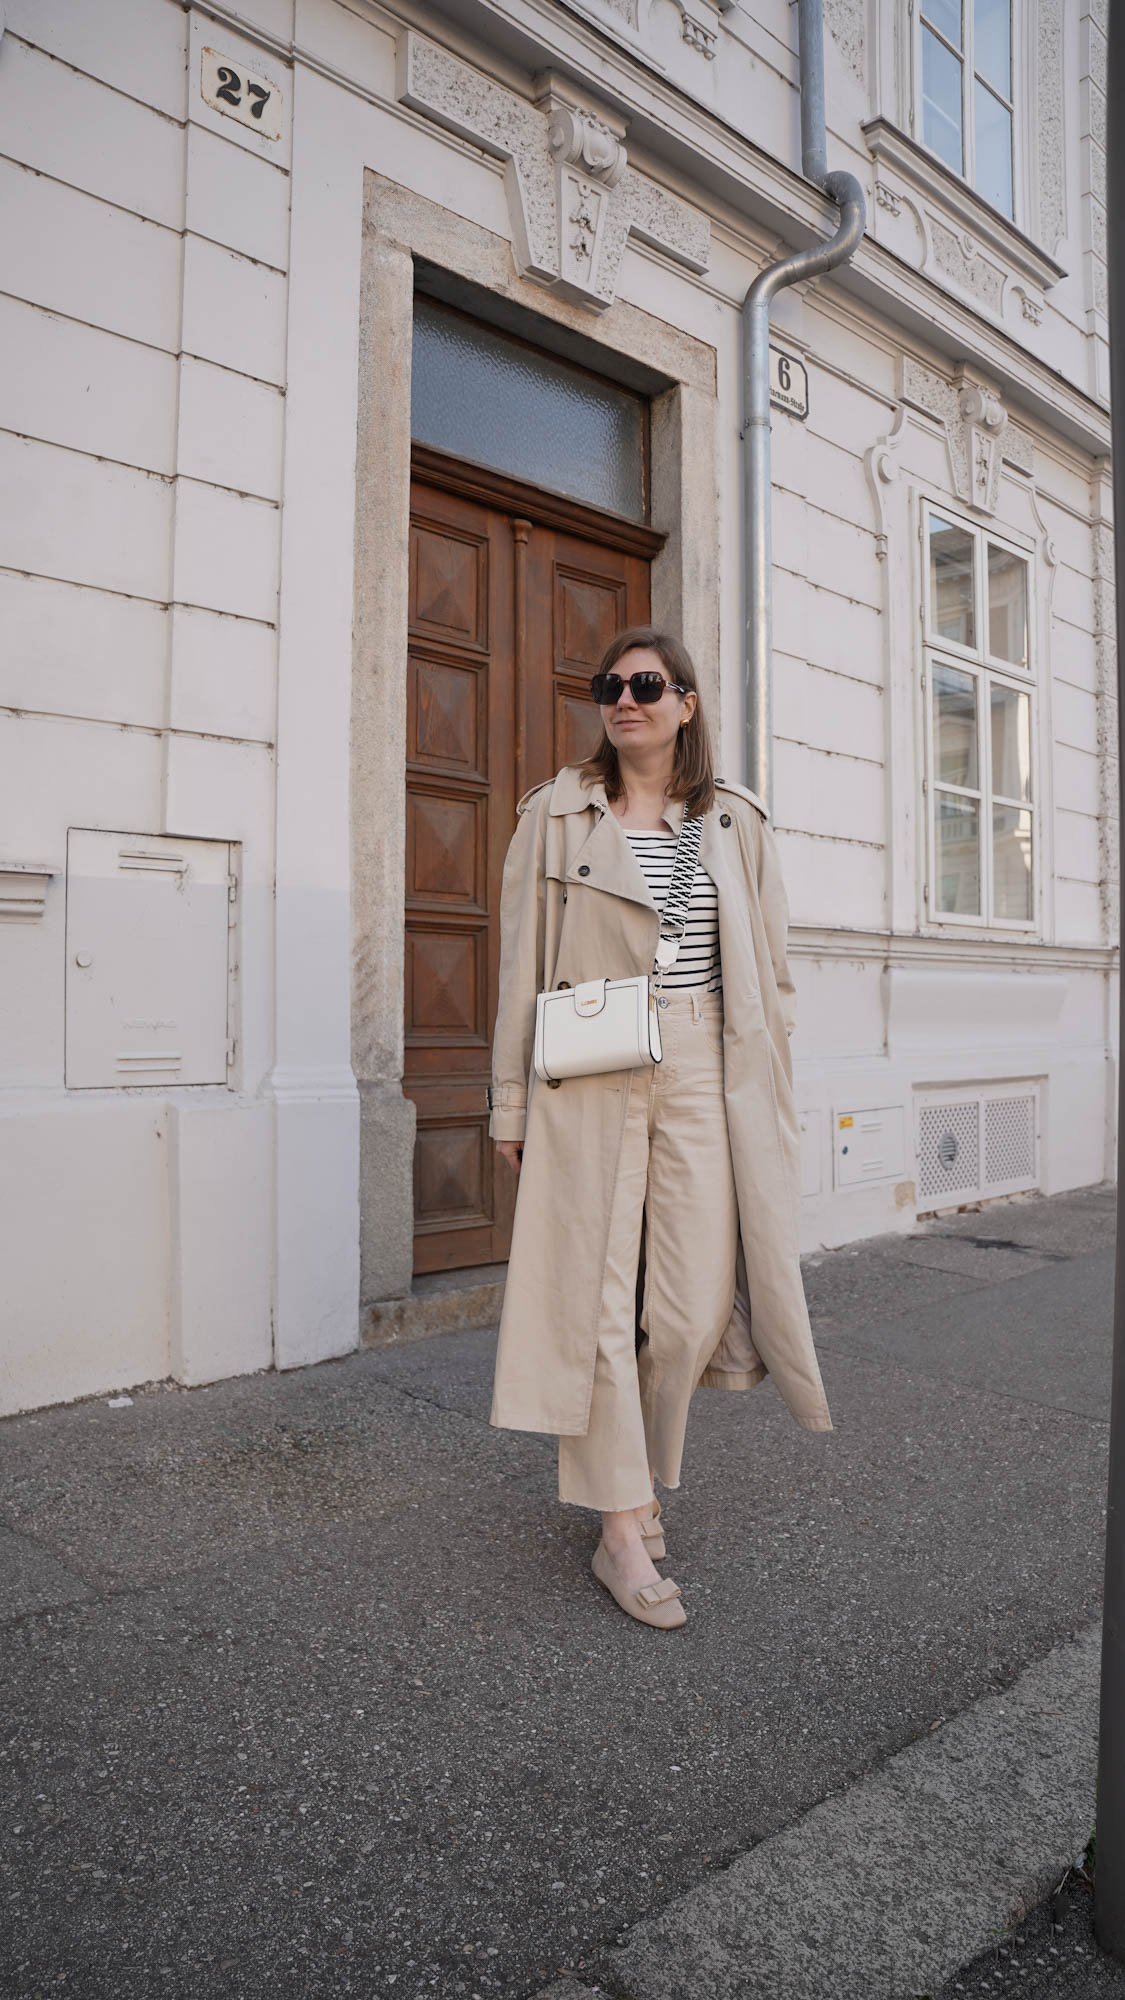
404, 445, 662, 1273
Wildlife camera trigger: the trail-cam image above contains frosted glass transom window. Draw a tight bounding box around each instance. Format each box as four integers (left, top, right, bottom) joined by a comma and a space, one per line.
411, 298, 647, 521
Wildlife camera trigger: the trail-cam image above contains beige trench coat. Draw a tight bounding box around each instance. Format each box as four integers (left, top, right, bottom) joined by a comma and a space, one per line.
487, 763, 833, 1438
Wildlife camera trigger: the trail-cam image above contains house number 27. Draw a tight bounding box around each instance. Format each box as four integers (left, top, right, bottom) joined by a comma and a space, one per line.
201, 46, 283, 141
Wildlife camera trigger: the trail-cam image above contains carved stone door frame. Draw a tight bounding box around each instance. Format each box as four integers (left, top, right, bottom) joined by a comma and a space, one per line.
353, 171, 720, 1313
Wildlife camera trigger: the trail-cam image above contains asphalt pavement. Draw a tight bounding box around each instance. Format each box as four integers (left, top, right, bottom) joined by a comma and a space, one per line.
0, 1184, 1119, 1998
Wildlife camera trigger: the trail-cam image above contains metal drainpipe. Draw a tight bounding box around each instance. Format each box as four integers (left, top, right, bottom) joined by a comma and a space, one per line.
742, 0, 866, 808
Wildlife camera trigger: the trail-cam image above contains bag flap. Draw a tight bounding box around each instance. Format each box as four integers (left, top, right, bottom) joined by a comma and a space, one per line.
574, 979, 607, 1015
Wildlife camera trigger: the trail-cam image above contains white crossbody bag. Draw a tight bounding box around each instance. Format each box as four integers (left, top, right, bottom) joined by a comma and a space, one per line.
532, 812, 704, 1086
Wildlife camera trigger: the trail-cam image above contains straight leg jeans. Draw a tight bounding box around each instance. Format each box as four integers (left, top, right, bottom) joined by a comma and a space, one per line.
557, 987, 739, 1512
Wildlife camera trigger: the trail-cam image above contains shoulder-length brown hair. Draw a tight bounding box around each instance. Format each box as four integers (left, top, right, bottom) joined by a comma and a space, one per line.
573, 626, 717, 818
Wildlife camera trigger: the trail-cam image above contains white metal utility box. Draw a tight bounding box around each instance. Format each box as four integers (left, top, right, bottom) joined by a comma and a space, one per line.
833, 1105, 906, 1189
65, 830, 235, 1089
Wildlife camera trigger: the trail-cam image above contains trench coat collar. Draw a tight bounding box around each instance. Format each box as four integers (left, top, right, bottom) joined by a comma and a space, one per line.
656, 793, 728, 882
547, 764, 724, 915
546, 763, 713, 835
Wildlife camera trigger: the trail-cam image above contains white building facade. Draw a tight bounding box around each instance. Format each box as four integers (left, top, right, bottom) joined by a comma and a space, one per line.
0, 0, 1115, 1416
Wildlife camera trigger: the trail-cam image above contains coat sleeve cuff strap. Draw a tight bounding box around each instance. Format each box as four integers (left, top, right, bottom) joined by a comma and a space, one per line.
487, 1082, 526, 1143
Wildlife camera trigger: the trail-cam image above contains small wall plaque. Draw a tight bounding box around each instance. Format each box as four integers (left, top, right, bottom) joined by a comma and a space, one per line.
769, 346, 809, 420
201, 46, 283, 141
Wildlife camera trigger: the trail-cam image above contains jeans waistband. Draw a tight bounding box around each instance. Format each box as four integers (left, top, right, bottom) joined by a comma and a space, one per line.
656, 987, 723, 1017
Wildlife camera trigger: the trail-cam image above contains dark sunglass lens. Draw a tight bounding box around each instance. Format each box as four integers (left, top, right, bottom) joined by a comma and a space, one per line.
592, 674, 623, 703
634, 674, 667, 702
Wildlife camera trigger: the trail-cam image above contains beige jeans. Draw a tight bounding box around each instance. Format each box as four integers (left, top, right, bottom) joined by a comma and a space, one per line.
558, 987, 739, 1512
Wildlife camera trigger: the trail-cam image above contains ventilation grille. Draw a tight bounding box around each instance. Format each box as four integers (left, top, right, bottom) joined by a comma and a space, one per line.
915, 1085, 1039, 1209
984, 1095, 1036, 1187
917, 1101, 980, 1202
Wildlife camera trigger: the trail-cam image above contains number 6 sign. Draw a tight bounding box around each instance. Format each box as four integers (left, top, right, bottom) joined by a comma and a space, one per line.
201, 46, 283, 141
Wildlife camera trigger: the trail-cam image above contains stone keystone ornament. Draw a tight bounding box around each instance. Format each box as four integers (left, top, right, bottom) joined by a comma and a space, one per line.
901, 357, 1033, 516
397, 33, 710, 311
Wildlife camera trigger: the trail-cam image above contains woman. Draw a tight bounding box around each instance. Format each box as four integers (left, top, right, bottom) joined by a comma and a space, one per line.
487, 627, 833, 1632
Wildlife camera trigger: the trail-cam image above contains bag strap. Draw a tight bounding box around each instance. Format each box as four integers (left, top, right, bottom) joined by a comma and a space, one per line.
651, 813, 704, 989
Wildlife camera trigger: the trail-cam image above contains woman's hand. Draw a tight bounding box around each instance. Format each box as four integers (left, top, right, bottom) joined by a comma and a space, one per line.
496, 1140, 524, 1178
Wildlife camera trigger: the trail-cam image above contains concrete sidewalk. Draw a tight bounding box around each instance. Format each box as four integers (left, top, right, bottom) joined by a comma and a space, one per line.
0, 1185, 1118, 1998
544, 1623, 1103, 2000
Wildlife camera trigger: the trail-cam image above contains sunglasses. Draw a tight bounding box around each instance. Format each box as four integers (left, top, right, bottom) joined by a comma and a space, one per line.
590, 671, 688, 705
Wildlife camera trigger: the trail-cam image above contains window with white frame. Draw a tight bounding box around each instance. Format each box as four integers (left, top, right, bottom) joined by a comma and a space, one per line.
916, 0, 1015, 218
923, 504, 1034, 926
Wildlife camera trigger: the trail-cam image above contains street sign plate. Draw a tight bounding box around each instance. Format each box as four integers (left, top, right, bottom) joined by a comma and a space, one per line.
769, 345, 809, 419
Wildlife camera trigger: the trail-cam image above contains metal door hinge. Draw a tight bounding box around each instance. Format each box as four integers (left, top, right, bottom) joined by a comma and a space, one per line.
226, 1036, 237, 1068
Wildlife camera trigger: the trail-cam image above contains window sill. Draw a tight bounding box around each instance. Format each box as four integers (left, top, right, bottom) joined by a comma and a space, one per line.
923, 919, 1038, 938
861, 117, 1066, 297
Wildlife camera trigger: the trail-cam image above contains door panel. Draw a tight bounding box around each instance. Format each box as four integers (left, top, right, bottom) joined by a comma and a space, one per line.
404, 466, 654, 1274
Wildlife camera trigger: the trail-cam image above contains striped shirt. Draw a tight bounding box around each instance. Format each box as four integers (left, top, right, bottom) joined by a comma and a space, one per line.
623, 829, 722, 993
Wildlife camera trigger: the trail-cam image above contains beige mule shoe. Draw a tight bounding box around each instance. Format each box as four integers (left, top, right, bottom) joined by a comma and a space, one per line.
591, 1538, 686, 1630
638, 1498, 666, 1560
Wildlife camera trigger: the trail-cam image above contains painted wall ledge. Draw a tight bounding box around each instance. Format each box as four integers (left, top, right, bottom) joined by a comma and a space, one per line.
789, 925, 1117, 974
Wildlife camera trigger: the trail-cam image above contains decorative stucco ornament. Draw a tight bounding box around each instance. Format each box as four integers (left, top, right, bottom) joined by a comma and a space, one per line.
397, 33, 710, 311
544, 99, 626, 299
902, 358, 1031, 516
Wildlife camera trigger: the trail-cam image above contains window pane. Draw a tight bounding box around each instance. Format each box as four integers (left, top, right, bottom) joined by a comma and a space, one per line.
974, 81, 1013, 215
922, 0, 962, 47
933, 663, 979, 787
993, 805, 1033, 920
987, 542, 1028, 665
410, 297, 646, 521
922, 28, 964, 174
974, 0, 1010, 95
936, 793, 981, 914
990, 685, 1031, 800
929, 516, 975, 646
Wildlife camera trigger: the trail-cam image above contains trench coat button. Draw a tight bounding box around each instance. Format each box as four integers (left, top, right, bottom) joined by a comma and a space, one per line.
720, 812, 732, 826
578, 864, 590, 875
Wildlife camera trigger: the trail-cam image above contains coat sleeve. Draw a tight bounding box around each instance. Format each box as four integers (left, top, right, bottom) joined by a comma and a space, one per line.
488, 796, 547, 1142
754, 812, 797, 1039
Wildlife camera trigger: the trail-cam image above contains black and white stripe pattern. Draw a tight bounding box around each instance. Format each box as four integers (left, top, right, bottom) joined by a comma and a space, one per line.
625, 828, 722, 992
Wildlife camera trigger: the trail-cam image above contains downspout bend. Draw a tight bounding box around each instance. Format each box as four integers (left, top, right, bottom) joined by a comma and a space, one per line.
742, 168, 867, 809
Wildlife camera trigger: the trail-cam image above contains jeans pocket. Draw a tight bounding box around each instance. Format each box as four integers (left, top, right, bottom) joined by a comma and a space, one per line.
702, 1015, 725, 1057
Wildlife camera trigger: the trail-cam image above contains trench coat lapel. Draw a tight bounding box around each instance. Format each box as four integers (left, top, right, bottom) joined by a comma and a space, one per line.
658, 792, 726, 889
545, 765, 744, 964
692, 797, 753, 975
549, 768, 658, 916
